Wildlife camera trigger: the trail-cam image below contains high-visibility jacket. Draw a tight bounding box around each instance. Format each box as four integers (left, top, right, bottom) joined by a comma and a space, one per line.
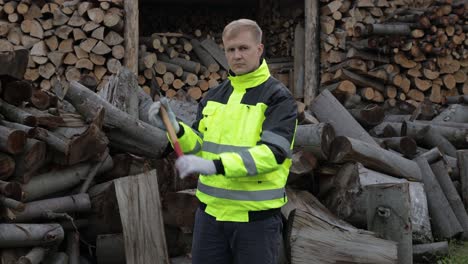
175, 59, 297, 222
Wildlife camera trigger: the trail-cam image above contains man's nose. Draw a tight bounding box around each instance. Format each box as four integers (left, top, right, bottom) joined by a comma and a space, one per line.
233, 49, 242, 59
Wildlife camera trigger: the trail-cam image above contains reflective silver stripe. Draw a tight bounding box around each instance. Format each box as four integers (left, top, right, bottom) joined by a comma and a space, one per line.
193, 129, 203, 139
202, 141, 249, 154
198, 181, 285, 201
185, 141, 202, 155
261, 131, 292, 157
238, 150, 257, 176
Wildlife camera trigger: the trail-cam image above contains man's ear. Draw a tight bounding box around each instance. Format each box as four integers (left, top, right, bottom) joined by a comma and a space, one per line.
258, 43, 264, 56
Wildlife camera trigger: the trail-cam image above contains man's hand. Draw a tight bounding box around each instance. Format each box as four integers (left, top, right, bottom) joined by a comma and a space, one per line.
148, 97, 180, 133
175, 155, 217, 179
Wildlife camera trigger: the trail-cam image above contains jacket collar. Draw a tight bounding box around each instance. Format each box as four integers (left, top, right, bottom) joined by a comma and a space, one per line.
228, 59, 270, 91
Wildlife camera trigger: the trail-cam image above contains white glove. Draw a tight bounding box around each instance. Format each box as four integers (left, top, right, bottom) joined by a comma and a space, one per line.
148, 97, 180, 133
175, 155, 217, 179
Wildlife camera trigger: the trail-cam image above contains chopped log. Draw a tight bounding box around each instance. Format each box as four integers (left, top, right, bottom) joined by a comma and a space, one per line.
0, 153, 15, 181
191, 39, 219, 73
327, 59, 367, 73
294, 123, 335, 160
2, 80, 32, 106
348, 104, 385, 128
329, 136, 422, 181
104, 31, 124, 46
11, 138, 46, 183
431, 160, 468, 239
402, 121, 468, 148
0, 49, 29, 79
282, 188, 398, 264
0, 125, 27, 155
414, 157, 463, 239
323, 162, 432, 243
310, 90, 379, 146
379, 137, 417, 157
22, 158, 113, 201
17, 247, 47, 264
433, 104, 468, 123
413, 242, 449, 263
347, 47, 389, 64
334, 69, 385, 92
92, 41, 111, 55
159, 54, 200, 74
114, 170, 169, 263
0, 180, 22, 200
321, 80, 356, 95
0, 223, 64, 247
66, 80, 168, 158
200, 38, 228, 70
14, 193, 91, 222
366, 182, 412, 264
0, 195, 25, 212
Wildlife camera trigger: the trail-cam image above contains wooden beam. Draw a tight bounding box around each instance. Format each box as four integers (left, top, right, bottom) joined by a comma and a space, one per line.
124, 0, 138, 74
304, 0, 319, 107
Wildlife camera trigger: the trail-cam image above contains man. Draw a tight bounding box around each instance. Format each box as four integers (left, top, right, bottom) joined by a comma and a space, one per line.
149, 19, 297, 264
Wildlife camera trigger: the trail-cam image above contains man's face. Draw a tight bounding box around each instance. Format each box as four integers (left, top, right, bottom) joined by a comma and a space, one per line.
223, 31, 264, 75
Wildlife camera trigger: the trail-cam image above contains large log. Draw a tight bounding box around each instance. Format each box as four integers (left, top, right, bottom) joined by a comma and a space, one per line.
458, 150, 468, 211
432, 104, 468, 123
293, 123, 335, 160
366, 183, 412, 264
322, 162, 432, 243
413, 242, 449, 263
22, 157, 113, 202
348, 104, 385, 128
66, 80, 168, 158
13, 194, 91, 222
200, 38, 228, 71
329, 136, 422, 181
310, 90, 378, 146
17, 247, 47, 264
415, 157, 463, 239
402, 121, 468, 148
11, 138, 47, 183
282, 188, 398, 264
431, 160, 468, 239
0, 223, 64, 247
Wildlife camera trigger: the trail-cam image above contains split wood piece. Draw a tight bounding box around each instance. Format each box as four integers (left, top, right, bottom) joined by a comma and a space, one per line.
98, 68, 139, 118
96, 234, 126, 264
191, 39, 219, 73
182, 72, 198, 86
2, 80, 32, 106
433, 104, 468, 123
348, 104, 384, 128
334, 69, 385, 92
67, 231, 80, 264
0, 223, 64, 247
0, 125, 27, 155
11, 138, 46, 184
328, 59, 367, 74
394, 53, 417, 69
0, 49, 28, 79
367, 182, 412, 264
187, 87, 201, 100
115, 170, 169, 263
282, 188, 398, 264
162, 190, 198, 230
200, 38, 228, 71
0, 180, 22, 200
431, 160, 468, 240
457, 150, 468, 216
159, 54, 200, 74
14, 193, 91, 222
22, 156, 113, 202
322, 162, 432, 243
310, 90, 379, 146
17, 247, 47, 264
413, 242, 449, 263
294, 123, 335, 160
67, 81, 168, 158
415, 157, 463, 239
330, 136, 422, 181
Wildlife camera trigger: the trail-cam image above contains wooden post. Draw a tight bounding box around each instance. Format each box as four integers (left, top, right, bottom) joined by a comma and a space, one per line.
293, 23, 305, 100
124, 0, 138, 74
367, 183, 412, 264
304, 0, 319, 106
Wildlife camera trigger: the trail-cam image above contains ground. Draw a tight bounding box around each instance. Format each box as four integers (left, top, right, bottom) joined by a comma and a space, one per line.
438, 241, 468, 264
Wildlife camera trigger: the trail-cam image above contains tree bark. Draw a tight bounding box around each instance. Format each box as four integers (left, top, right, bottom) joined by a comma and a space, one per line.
0, 223, 64, 247
413, 242, 449, 263
293, 123, 335, 160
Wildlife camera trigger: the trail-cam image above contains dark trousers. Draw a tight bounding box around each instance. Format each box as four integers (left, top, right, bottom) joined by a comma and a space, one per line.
191, 208, 283, 264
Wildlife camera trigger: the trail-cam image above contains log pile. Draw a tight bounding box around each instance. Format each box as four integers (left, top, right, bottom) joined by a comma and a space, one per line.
319, 0, 468, 108
0, 0, 126, 92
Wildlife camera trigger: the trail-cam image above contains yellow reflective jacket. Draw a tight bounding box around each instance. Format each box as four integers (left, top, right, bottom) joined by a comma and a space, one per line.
174, 59, 297, 222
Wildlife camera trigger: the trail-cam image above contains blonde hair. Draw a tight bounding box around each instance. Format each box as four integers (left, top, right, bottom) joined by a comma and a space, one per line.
222, 19, 262, 44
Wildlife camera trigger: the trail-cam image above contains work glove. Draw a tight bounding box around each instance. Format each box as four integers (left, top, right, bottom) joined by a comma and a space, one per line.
148, 97, 180, 133
175, 155, 217, 179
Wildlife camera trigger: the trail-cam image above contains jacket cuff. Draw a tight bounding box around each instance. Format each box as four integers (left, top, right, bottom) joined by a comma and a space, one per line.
213, 159, 225, 175
176, 122, 185, 138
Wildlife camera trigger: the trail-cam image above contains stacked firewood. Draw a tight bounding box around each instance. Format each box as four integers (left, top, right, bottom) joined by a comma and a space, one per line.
319, 0, 467, 109
0, 0, 125, 92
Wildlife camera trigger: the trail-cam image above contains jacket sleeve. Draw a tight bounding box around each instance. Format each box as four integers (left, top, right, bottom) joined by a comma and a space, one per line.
218, 86, 297, 178
169, 103, 204, 156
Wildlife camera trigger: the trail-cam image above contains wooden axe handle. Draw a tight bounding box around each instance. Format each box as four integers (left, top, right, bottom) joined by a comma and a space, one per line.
160, 105, 184, 157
